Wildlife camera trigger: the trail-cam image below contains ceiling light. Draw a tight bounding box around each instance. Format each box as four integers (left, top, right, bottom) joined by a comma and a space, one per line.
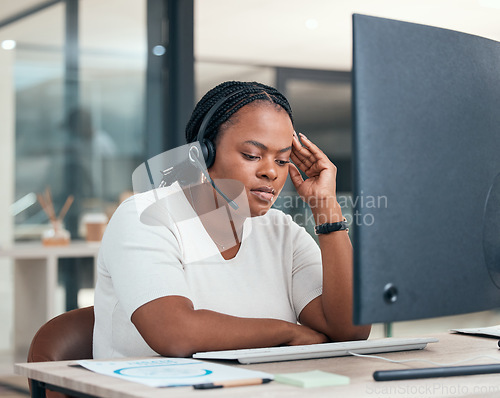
305, 18, 319, 30
1, 40, 16, 50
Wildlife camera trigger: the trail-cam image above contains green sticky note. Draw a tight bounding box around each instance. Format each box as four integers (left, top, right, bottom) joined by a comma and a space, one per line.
274, 370, 350, 388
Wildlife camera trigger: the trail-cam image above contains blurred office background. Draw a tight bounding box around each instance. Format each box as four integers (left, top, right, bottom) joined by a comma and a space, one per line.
1, 0, 500, 363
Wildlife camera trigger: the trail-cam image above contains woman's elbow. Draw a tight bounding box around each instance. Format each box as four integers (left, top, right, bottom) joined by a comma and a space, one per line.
134, 320, 200, 357
143, 327, 200, 357
132, 297, 201, 357
154, 338, 197, 358
351, 324, 372, 341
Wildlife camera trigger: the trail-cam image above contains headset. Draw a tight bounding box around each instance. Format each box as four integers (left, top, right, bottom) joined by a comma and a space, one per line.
195, 88, 245, 168
189, 88, 246, 210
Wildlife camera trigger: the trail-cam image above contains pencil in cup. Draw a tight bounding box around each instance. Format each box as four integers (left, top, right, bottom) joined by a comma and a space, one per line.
37, 190, 74, 246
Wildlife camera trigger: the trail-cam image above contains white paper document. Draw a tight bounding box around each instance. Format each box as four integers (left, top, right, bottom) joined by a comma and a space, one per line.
451, 325, 500, 338
451, 325, 500, 337
77, 357, 273, 388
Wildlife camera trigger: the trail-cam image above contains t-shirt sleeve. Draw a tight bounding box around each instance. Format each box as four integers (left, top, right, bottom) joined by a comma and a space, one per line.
99, 196, 192, 320
289, 216, 323, 317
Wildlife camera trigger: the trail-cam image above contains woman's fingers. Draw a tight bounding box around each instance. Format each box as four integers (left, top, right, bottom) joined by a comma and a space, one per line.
291, 133, 314, 170
288, 162, 304, 190
291, 132, 330, 177
297, 133, 325, 159
290, 132, 338, 200
290, 152, 312, 173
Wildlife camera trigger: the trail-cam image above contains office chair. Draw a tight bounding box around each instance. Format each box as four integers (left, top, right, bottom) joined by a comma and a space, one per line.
27, 306, 95, 398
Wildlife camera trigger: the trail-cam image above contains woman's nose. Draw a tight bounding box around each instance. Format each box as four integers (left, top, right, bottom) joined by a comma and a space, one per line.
257, 158, 278, 180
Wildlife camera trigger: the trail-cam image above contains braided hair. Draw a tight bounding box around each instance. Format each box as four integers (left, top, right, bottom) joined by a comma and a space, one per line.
185, 81, 293, 145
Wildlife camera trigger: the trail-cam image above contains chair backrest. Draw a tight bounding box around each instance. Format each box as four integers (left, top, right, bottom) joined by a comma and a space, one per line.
28, 306, 95, 398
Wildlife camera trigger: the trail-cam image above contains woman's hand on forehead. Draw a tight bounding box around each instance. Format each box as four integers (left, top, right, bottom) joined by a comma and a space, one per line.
288, 131, 338, 205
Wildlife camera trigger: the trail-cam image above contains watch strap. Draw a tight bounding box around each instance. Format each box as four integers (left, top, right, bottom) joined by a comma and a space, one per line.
314, 218, 349, 235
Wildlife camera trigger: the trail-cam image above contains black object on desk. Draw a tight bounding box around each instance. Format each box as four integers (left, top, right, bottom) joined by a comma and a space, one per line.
374, 364, 500, 381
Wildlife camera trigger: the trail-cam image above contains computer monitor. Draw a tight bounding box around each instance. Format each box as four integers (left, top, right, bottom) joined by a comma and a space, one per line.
351, 14, 500, 325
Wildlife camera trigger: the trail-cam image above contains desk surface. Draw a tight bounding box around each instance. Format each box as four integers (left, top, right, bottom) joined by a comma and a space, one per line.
15, 333, 500, 398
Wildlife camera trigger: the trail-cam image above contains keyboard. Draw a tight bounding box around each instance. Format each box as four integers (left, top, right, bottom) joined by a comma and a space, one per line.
193, 337, 438, 364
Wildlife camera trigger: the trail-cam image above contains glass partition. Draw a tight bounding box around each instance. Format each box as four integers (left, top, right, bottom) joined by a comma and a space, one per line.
6, 3, 66, 239
78, 0, 147, 232
9, 0, 147, 241
2, 0, 148, 311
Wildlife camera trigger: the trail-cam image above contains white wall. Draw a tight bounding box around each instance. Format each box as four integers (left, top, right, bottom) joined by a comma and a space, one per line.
0, 48, 15, 352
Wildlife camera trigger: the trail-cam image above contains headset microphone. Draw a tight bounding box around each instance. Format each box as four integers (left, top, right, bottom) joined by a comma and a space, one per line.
188, 146, 239, 210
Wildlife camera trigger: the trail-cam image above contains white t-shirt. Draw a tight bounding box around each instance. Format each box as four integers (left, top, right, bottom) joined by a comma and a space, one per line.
93, 185, 323, 359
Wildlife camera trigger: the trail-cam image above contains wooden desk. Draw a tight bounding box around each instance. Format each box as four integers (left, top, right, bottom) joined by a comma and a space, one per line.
14, 333, 500, 397
0, 241, 100, 358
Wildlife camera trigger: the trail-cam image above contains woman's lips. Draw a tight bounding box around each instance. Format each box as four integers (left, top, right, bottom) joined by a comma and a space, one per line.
250, 189, 274, 202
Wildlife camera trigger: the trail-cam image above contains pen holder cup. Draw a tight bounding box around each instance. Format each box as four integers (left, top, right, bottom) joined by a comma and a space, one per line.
42, 221, 70, 246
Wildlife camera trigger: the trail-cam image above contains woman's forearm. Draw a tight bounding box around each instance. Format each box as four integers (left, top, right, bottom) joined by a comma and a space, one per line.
132, 295, 327, 357
313, 201, 371, 340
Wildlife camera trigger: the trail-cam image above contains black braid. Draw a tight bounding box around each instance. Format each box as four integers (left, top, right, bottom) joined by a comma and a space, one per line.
185, 81, 293, 144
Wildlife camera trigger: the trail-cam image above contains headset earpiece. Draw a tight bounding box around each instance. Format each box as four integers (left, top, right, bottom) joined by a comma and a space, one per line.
200, 138, 216, 169
196, 88, 245, 169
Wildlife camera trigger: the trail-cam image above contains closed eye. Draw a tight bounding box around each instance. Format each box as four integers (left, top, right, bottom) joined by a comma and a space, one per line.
276, 159, 290, 166
242, 153, 260, 161
242, 153, 290, 166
